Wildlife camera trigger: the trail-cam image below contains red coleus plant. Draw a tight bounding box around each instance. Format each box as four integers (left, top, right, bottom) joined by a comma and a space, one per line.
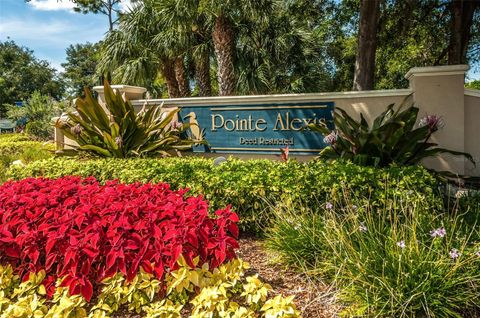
0, 177, 239, 301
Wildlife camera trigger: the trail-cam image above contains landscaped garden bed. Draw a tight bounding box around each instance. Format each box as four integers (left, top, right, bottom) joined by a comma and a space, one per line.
0, 176, 299, 317
1, 85, 479, 316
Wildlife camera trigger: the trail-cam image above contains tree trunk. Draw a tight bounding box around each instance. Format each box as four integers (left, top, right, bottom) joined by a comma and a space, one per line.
160, 58, 180, 98
447, 0, 479, 65
174, 57, 191, 97
352, 0, 381, 91
194, 49, 212, 96
212, 13, 236, 96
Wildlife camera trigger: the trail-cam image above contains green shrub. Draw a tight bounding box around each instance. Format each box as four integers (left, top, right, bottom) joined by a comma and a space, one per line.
7, 157, 441, 232
5, 92, 69, 140
0, 140, 54, 165
0, 133, 31, 143
266, 199, 480, 317
0, 137, 54, 184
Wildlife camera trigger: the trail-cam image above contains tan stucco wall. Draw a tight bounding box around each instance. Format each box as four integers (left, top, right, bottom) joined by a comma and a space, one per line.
465, 93, 480, 176
332, 95, 409, 121
409, 73, 466, 174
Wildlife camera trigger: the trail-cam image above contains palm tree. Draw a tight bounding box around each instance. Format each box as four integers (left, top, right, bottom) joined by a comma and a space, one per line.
98, 1, 187, 98
198, 0, 273, 96
234, 1, 329, 94
153, 0, 213, 96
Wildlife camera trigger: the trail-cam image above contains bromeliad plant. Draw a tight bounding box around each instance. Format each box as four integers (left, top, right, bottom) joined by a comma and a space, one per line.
56, 81, 204, 158
309, 98, 474, 168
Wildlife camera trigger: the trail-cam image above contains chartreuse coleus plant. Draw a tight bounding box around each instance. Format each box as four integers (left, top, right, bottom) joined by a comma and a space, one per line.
56, 81, 205, 158
309, 97, 474, 168
0, 257, 300, 317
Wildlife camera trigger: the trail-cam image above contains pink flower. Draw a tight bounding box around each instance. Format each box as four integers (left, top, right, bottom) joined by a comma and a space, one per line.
419, 115, 444, 132
449, 248, 460, 260
323, 131, 337, 145
430, 227, 446, 238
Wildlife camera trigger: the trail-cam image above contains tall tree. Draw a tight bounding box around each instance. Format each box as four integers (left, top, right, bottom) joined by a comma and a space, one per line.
447, 0, 480, 64
62, 42, 101, 97
199, 0, 273, 96
99, 0, 184, 97
352, 0, 381, 91
0, 40, 64, 112
154, 0, 213, 96
70, 0, 123, 31
234, 0, 335, 94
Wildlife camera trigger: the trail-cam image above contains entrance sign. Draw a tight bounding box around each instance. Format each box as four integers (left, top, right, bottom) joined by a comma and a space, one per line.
179, 101, 334, 154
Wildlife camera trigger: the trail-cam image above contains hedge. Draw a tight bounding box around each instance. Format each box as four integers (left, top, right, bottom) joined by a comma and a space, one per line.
7, 157, 441, 232
0, 134, 54, 183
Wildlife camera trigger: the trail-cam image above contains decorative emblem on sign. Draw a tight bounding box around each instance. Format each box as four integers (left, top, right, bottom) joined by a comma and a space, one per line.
179, 102, 334, 154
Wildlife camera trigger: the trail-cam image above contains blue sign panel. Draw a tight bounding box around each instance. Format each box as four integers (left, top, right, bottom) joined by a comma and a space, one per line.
179, 101, 334, 154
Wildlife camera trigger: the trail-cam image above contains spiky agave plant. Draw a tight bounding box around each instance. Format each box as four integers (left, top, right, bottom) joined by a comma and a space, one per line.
56, 81, 205, 158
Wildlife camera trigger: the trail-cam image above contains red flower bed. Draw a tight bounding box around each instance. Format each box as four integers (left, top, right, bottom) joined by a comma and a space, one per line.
0, 177, 239, 301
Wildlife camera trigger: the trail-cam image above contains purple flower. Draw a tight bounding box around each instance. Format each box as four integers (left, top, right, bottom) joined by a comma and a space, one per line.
70, 124, 83, 137
323, 131, 337, 145
449, 248, 460, 260
359, 222, 367, 233
396, 240, 406, 249
430, 227, 446, 238
326, 202, 333, 210
419, 115, 444, 132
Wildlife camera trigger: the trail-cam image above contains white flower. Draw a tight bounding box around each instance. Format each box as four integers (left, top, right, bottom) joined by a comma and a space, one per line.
396, 240, 406, 249
359, 222, 367, 233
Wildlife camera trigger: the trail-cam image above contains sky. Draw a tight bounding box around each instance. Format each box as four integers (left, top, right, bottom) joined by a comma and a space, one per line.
0, 0, 478, 81
0, 0, 127, 71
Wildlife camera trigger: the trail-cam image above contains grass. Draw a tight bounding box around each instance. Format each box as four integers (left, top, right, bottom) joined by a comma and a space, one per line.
265, 194, 480, 317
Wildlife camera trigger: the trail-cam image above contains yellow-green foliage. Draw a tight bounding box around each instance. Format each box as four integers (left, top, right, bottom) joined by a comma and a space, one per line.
143, 300, 182, 318
1, 270, 48, 318
0, 134, 54, 183
261, 295, 300, 318
45, 286, 87, 318
0, 264, 20, 312
241, 275, 272, 306
0, 259, 300, 317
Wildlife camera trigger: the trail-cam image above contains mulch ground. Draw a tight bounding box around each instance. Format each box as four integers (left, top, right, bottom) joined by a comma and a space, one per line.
236, 237, 339, 318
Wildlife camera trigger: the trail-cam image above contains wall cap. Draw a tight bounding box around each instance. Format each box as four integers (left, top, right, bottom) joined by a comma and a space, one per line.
131, 89, 412, 107
93, 85, 147, 94
405, 65, 469, 80
465, 88, 480, 98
